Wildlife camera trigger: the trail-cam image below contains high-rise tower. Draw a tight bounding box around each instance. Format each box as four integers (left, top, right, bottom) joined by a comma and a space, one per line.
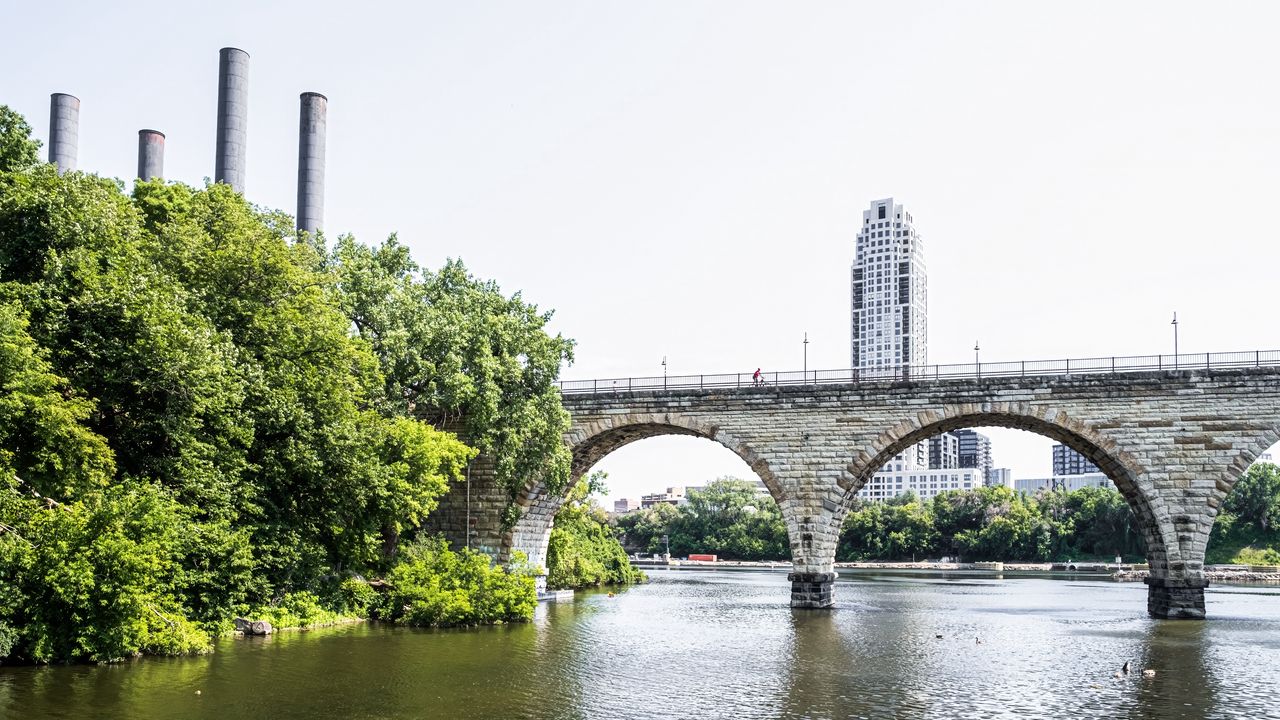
851, 198, 927, 375
852, 198, 929, 469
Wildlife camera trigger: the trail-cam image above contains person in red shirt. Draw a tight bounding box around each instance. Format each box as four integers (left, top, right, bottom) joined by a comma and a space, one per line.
752, 368, 763, 386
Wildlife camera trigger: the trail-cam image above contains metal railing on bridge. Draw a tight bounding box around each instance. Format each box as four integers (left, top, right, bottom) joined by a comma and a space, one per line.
556, 350, 1280, 396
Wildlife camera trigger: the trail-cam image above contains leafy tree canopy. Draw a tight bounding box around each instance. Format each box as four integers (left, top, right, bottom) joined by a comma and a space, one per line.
0, 107, 565, 662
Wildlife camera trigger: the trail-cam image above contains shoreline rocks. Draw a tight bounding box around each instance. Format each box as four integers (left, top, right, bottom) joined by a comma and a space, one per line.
233, 617, 274, 635
1112, 569, 1280, 584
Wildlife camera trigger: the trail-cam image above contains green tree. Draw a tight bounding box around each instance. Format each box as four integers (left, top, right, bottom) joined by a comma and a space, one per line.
329, 236, 576, 510
545, 471, 643, 589
376, 536, 536, 627
615, 501, 681, 554
627, 477, 790, 561
0, 106, 40, 173
838, 498, 938, 561
1224, 462, 1280, 533
0, 108, 558, 662
0, 301, 114, 498
1, 480, 211, 663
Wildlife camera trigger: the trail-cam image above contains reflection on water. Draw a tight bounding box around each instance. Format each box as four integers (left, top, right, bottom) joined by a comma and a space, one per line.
2, 570, 1278, 719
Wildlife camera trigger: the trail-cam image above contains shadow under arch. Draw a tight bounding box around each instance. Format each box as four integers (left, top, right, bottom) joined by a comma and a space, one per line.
835, 405, 1177, 576
502, 413, 788, 573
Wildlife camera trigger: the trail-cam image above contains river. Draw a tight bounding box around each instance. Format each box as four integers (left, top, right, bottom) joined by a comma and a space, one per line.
3, 569, 1279, 719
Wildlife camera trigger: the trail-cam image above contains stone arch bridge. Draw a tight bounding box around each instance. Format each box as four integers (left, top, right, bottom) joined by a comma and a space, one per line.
425, 357, 1280, 619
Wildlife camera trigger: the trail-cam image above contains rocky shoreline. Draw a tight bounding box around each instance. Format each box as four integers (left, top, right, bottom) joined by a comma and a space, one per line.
1112, 569, 1280, 584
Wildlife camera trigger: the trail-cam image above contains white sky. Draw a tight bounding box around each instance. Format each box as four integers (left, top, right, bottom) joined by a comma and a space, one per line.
5, 1, 1280, 504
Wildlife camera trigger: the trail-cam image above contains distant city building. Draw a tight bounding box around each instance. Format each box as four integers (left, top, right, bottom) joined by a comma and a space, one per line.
857, 468, 985, 503
851, 198, 929, 471
986, 467, 1013, 487
613, 498, 640, 514
952, 429, 993, 478
1052, 444, 1101, 475
928, 433, 960, 469
885, 443, 929, 472
1013, 473, 1111, 494
1256, 452, 1274, 464
851, 198, 927, 373
640, 487, 685, 509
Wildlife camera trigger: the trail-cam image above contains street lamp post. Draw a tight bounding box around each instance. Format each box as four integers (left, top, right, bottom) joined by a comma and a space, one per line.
662, 534, 670, 563
803, 332, 809, 382
1171, 312, 1179, 368
662, 356, 667, 390
974, 341, 981, 379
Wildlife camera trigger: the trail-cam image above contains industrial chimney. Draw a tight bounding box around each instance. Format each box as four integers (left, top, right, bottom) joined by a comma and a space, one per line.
214, 47, 249, 193
48, 93, 79, 173
137, 129, 165, 181
296, 92, 327, 234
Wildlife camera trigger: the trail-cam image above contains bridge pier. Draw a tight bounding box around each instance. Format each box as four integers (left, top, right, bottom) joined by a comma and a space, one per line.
1146, 576, 1208, 620
789, 571, 837, 609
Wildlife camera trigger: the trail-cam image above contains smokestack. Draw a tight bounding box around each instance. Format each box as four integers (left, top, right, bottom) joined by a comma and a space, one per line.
296, 92, 327, 235
137, 129, 165, 181
48, 93, 80, 173
214, 47, 249, 193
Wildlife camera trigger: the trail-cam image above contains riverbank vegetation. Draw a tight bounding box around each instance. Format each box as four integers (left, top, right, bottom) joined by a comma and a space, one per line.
0, 107, 570, 664
617, 466, 1280, 566
545, 472, 644, 589
617, 476, 1148, 562
616, 478, 790, 561
1207, 462, 1280, 565
838, 484, 1146, 562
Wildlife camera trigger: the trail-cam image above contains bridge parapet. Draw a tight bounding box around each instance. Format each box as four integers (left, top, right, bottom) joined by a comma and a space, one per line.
557, 350, 1280, 396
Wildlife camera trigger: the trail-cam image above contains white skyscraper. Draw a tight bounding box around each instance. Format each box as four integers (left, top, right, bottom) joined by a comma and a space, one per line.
852, 198, 929, 469
851, 197, 927, 373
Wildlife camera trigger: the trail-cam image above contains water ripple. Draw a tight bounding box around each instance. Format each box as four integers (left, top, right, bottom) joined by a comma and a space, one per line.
3, 571, 1279, 719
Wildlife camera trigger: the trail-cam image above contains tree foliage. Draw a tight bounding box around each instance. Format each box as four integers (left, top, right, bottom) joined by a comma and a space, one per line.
840, 485, 1145, 562
545, 471, 644, 589
0, 108, 563, 663
329, 236, 575, 506
374, 537, 536, 627
1208, 462, 1280, 564
1223, 462, 1280, 534
614, 478, 1154, 563
616, 477, 790, 561
0, 106, 39, 173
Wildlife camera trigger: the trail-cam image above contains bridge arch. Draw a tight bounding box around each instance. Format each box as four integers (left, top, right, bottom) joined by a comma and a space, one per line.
831, 402, 1178, 589
503, 412, 787, 581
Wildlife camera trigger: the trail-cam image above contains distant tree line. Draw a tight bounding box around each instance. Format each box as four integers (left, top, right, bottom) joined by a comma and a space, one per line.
615, 478, 791, 561
615, 477, 1150, 563
615, 464, 1280, 566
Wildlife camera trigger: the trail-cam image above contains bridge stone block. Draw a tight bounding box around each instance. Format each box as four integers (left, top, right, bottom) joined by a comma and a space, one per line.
1146, 576, 1208, 620
789, 572, 837, 609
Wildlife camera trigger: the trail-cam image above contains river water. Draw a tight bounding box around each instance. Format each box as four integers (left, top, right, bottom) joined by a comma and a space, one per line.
3, 569, 1279, 719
